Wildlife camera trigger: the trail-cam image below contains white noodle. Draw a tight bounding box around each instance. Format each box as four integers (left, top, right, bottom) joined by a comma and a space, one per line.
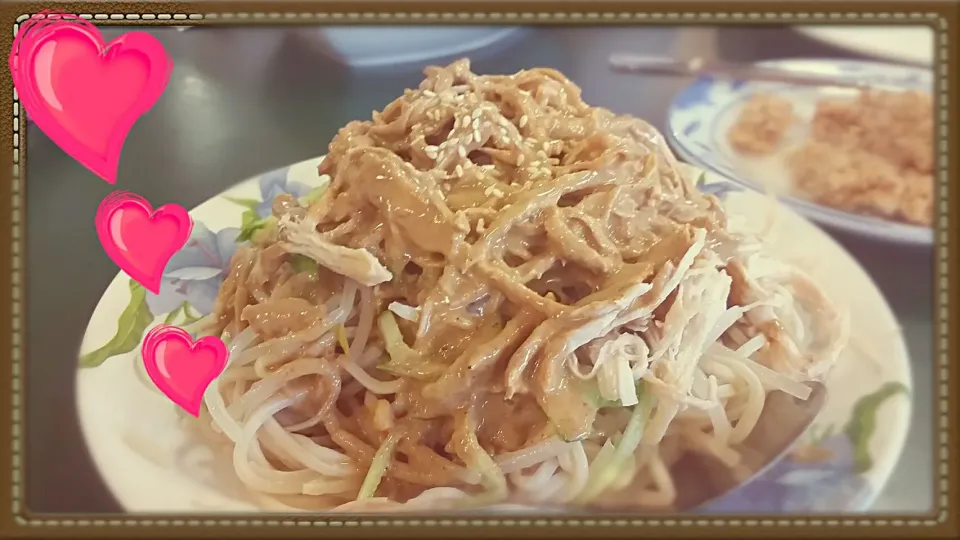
232, 396, 317, 494
496, 437, 569, 474
336, 348, 403, 395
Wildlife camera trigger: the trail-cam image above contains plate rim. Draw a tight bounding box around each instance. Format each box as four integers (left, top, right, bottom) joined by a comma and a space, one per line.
74, 158, 914, 514
666, 57, 934, 246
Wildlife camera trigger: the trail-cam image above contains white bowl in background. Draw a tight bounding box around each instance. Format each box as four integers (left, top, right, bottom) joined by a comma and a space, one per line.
300, 26, 525, 68
794, 26, 934, 67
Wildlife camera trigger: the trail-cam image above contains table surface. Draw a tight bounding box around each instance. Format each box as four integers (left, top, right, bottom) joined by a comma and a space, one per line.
25, 25, 935, 514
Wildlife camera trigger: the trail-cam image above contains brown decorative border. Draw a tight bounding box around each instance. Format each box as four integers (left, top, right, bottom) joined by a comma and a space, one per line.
0, 1, 956, 538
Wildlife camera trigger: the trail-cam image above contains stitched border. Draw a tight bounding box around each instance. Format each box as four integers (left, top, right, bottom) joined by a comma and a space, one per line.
9, 10, 950, 528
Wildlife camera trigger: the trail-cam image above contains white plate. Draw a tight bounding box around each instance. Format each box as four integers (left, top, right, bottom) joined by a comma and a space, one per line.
75, 158, 912, 514
667, 58, 934, 246
795, 26, 934, 67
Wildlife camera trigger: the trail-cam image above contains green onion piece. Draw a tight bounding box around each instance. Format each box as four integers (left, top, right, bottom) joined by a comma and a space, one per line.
376, 311, 445, 380
357, 431, 402, 500
575, 382, 653, 503
297, 180, 330, 207
289, 253, 318, 276
336, 325, 350, 354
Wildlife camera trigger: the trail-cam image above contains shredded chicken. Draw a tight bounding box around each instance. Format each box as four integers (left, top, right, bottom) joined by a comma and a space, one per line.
278, 214, 393, 287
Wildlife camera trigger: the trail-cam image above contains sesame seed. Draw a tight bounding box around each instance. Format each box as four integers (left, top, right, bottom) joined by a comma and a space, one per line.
474, 129, 482, 142
423, 90, 436, 97
472, 118, 480, 130
484, 184, 496, 196
519, 115, 529, 128
472, 108, 482, 119
517, 154, 526, 166
457, 146, 467, 158
455, 164, 464, 177
465, 132, 474, 144
477, 218, 486, 232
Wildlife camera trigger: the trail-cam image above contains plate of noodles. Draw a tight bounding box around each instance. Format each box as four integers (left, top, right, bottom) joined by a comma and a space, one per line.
77, 60, 911, 514
667, 58, 935, 246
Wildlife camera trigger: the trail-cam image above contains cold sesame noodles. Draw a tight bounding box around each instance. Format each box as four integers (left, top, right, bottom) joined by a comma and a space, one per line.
196, 59, 848, 512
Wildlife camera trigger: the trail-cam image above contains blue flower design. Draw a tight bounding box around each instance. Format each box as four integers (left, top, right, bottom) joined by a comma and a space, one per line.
144, 165, 323, 319
144, 165, 323, 318
672, 79, 714, 110
254, 167, 313, 219
703, 434, 870, 514
682, 120, 702, 138
145, 223, 242, 316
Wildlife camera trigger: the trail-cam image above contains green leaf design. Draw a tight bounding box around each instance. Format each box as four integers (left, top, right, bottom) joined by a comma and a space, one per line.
695, 172, 707, 187
79, 280, 155, 368
181, 303, 203, 325
160, 302, 203, 327
843, 381, 909, 473
162, 304, 183, 325
224, 196, 261, 211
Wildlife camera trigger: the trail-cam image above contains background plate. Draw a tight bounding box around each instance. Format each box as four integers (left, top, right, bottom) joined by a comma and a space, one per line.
667, 58, 934, 246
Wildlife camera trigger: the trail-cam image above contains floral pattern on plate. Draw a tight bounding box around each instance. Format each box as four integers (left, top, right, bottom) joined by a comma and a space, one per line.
77, 159, 910, 514
701, 382, 906, 514
79, 163, 323, 368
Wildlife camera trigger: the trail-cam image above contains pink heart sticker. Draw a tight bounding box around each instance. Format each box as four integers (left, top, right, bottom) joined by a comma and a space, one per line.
95, 191, 193, 294
141, 325, 228, 417
9, 12, 173, 184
